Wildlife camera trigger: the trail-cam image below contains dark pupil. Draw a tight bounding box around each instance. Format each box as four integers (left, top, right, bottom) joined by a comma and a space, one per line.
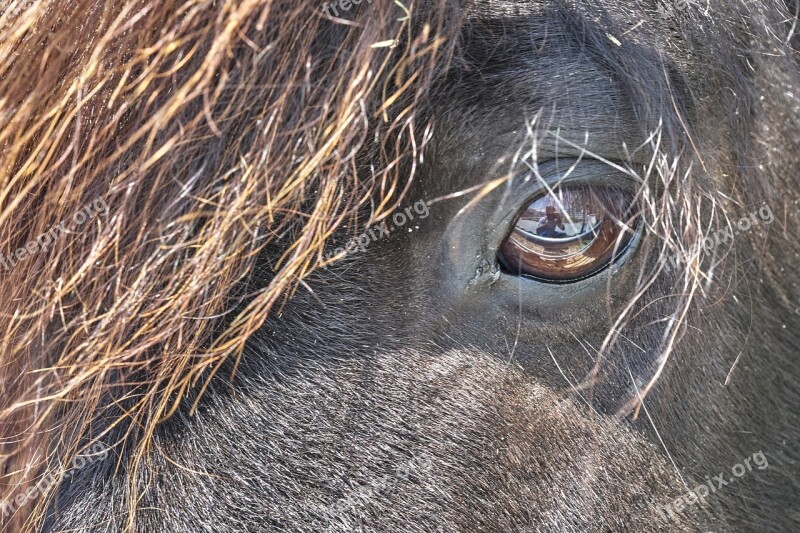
498, 185, 636, 282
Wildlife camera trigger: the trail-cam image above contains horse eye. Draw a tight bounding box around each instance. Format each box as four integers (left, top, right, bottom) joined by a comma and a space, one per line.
498, 184, 639, 283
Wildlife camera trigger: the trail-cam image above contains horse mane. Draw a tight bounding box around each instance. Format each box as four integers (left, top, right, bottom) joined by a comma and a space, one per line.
0, 1, 459, 529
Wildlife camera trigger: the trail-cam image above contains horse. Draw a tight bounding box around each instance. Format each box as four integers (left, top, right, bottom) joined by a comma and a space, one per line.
0, 1, 797, 531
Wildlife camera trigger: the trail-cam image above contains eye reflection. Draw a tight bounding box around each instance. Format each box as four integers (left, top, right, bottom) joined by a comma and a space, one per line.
498, 185, 638, 282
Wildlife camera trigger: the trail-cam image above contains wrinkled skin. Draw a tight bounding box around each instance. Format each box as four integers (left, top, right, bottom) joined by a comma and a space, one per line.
45, 1, 798, 532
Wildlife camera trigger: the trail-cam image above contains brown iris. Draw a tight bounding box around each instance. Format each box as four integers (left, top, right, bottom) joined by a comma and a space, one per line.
498, 185, 639, 282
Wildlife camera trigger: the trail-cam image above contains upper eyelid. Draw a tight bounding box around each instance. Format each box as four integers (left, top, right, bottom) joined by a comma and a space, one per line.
494, 158, 641, 221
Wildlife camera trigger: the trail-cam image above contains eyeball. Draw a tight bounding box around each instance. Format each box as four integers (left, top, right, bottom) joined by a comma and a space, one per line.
498, 185, 640, 283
